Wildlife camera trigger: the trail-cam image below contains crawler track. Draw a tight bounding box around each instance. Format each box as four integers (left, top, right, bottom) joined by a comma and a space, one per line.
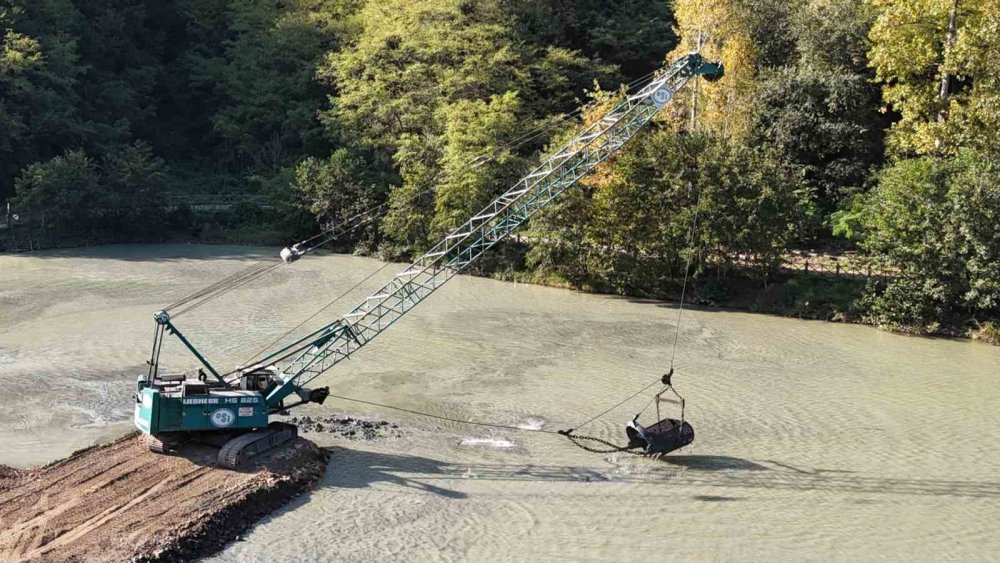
0, 432, 327, 562
219, 423, 298, 469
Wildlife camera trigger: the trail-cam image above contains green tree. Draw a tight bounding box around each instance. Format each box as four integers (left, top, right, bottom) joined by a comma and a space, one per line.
861, 151, 1000, 332
504, 0, 677, 78
795, 0, 874, 74
749, 66, 883, 225
13, 149, 100, 241
0, 1, 88, 200
190, 0, 355, 173
431, 92, 525, 238
101, 141, 169, 236
320, 0, 611, 257
293, 146, 389, 250
13, 142, 167, 242
529, 128, 813, 294
869, 0, 1000, 156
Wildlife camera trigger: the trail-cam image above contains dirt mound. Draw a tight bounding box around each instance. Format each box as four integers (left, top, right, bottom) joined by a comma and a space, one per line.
282, 414, 402, 441
0, 466, 23, 494
0, 432, 327, 562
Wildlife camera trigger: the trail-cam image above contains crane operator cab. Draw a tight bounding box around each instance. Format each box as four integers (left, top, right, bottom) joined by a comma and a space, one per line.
280, 242, 306, 264
625, 370, 694, 455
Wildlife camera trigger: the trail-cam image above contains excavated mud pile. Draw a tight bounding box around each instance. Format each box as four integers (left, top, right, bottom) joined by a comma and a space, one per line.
282, 414, 403, 441
0, 432, 327, 562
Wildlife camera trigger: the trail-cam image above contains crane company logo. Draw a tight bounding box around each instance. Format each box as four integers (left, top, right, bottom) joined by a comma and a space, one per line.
210, 408, 236, 427
652, 88, 671, 106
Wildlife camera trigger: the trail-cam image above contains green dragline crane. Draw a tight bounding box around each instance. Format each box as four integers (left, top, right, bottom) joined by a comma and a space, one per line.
134, 53, 724, 467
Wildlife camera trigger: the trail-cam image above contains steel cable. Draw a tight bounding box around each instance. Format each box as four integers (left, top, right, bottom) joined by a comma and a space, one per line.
163, 70, 663, 316
323, 393, 646, 455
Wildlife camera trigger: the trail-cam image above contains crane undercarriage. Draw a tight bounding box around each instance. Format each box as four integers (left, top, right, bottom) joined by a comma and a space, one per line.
135, 365, 328, 468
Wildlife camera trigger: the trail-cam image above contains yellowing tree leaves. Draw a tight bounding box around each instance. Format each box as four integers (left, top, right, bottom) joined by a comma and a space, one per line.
869, 0, 1000, 156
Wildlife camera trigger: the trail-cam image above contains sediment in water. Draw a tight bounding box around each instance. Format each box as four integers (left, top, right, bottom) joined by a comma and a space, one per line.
0, 432, 328, 562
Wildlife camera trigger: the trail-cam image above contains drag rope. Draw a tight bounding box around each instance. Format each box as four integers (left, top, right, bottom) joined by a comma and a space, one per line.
324, 386, 657, 457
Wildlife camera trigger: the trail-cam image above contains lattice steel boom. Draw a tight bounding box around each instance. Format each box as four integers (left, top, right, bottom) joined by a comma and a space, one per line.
259, 53, 723, 406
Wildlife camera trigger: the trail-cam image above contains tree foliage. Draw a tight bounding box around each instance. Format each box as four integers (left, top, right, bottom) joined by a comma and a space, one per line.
318, 0, 613, 257
0, 0, 997, 337
190, 0, 352, 171
749, 66, 882, 222
503, 0, 676, 78
14, 142, 167, 242
861, 151, 1000, 331
869, 0, 1000, 156
529, 128, 812, 294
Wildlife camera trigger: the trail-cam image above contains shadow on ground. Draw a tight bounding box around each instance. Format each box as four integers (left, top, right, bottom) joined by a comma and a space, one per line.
320, 447, 1000, 500
659, 455, 769, 471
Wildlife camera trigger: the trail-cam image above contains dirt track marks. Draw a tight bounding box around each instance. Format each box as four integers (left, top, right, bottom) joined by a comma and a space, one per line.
0, 433, 327, 562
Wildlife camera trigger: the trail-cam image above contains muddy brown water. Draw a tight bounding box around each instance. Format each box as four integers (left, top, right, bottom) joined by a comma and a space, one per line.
1, 244, 998, 560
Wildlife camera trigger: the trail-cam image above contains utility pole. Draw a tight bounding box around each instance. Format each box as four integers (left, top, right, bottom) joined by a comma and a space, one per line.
936, 0, 960, 150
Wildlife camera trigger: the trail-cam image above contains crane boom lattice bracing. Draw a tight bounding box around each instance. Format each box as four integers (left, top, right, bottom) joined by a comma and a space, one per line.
264, 54, 718, 405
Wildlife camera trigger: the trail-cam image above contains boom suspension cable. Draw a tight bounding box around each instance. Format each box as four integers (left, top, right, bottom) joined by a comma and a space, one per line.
161, 70, 665, 318
232, 260, 397, 375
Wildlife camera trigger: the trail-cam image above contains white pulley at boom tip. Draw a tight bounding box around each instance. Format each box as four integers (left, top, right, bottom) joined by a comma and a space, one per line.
280, 243, 306, 264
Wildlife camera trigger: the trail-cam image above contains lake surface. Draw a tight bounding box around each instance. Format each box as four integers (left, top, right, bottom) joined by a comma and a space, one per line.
1, 244, 998, 560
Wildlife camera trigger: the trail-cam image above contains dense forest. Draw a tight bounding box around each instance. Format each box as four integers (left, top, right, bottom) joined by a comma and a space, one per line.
1, 0, 998, 341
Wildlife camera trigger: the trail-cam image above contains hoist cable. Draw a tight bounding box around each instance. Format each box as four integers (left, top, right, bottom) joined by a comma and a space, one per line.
294, 197, 398, 249
232, 260, 397, 374
170, 261, 285, 319
165, 203, 395, 316
668, 183, 705, 369
225, 175, 445, 370
325, 393, 564, 435
528, 135, 706, 437
173, 201, 391, 319
165, 258, 281, 311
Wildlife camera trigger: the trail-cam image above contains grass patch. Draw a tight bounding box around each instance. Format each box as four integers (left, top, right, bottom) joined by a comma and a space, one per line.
971, 321, 1000, 345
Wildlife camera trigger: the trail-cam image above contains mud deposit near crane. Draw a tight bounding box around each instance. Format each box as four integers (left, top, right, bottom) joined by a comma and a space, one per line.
2, 245, 1000, 561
